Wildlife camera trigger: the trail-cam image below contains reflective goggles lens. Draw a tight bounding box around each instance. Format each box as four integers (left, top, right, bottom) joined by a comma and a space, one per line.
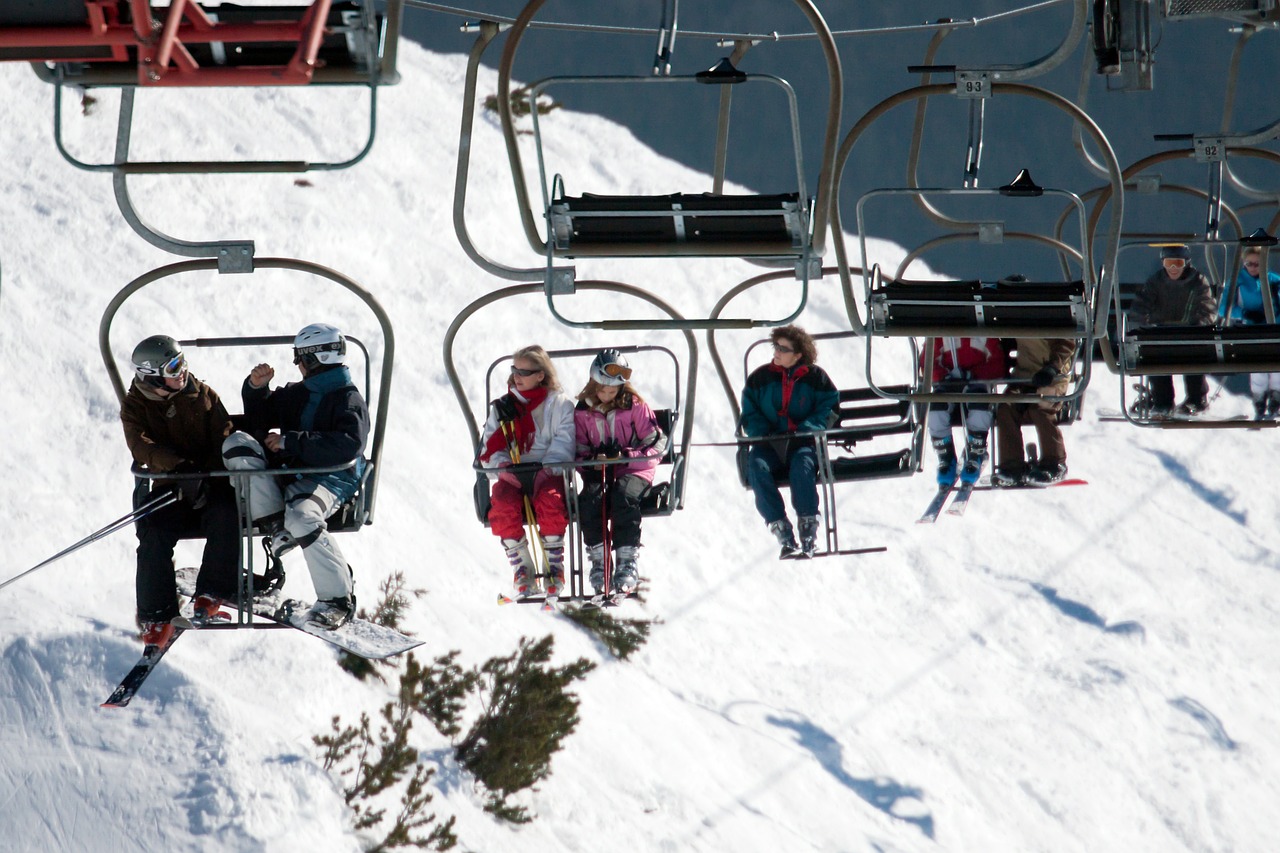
511, 366, 541, 377
601, 362, 632, 380
1164, 259, 1186, 267
161, 353, 187, 378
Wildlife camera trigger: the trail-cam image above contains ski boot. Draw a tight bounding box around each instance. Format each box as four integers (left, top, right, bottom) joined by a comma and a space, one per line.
613, 545, 640, 595
586, 542, 607, 593
797, 514, 820, 559
769, 519, 801, 560
991, 466, 1025, 488
503, 537, 535, 597
932, 436, 958, 488
1026, 461, 1068, 487
190, 594, 231, 626
139, 620, 176, 647
960, 430, 988, 485
541, 535, 566, 597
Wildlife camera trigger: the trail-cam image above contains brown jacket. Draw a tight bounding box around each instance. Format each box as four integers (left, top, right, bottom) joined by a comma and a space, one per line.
121, 375, 232, 473
1010, 337, 1076, 410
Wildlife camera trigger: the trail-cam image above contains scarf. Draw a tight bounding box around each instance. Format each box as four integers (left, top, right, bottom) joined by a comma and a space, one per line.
481, 385, 549, 463
768, 362, 809, 431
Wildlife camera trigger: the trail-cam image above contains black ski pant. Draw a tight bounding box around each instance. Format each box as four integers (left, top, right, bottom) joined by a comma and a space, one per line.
135, 479, 239, 622
1147, 374, 1208, 410
578, 473, 648, 548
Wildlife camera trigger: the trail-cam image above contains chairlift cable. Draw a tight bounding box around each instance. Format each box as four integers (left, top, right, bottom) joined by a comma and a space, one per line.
406, 0, 1067, 42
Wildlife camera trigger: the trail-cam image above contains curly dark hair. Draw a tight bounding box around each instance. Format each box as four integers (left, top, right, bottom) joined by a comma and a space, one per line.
770, 324, 818, 365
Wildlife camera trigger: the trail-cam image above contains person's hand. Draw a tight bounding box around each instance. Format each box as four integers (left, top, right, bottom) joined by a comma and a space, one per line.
492, 394, 519, 424
497, 462, 520, 487
1030, 366, 1057, 389
264, 432, 283, 453
171, 462, 209, 510
249, 363, 275, 389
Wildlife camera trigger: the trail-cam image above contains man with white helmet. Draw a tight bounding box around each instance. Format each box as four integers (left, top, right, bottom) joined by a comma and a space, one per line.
222, 323, 369, 628
121, 335, 238, 647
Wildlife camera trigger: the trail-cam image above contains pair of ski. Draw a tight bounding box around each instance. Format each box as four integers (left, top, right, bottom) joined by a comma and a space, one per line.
918, 481, 976, 523
497, 588, 636, 610
918, 476, 1088, 524
103, 572, 422, 708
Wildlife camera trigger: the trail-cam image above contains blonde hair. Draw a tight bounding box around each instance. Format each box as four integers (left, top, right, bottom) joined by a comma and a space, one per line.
512, 344, 561, 391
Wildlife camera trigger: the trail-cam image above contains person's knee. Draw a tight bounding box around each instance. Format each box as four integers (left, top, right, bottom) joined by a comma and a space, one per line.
222, 431, 266, 470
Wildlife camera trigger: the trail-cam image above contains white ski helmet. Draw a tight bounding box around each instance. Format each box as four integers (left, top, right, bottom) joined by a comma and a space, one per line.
590, 349, 632, 386
293, 323, 346, 369
131, 334, 187, 387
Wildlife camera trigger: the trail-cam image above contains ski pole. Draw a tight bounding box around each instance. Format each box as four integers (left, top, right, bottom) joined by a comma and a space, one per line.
0, 489, 179, 594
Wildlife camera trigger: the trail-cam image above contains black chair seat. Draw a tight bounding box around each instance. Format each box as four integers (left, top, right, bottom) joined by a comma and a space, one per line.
870, 280, 1088, 335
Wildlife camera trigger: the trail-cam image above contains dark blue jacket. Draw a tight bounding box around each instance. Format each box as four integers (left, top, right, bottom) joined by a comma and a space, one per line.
740, 363, 839, 437
242, 365, 369, 501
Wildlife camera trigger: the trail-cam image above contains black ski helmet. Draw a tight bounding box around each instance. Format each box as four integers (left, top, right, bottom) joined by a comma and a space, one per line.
131, 335, 186, 388
590, 349, 632, 386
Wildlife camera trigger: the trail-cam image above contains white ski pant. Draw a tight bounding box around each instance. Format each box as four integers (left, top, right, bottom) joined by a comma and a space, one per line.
222, 432, 353, 601
1250, 372, 1280, 399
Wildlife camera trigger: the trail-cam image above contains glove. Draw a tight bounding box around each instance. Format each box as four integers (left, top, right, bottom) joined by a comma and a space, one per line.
596, 440, 622, 459
1029, 366, 1057, 389
496, 462, 520, 487
492, 394, 519, 424
171, 462, 209, 510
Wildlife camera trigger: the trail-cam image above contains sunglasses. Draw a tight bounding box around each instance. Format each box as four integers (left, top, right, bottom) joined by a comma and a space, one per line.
510, 366, 542, 377
1245, 261, 1261, 268
600, 362, 632, 380
772, 342, 797, 354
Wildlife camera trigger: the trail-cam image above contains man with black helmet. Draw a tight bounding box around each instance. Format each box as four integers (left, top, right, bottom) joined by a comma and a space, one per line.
121, 335, 238, 647
221, 323, 369, 629
1129, 244, 1217, 415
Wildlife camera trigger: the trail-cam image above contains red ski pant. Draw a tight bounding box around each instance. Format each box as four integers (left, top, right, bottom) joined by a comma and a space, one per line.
489, 471, 568, 540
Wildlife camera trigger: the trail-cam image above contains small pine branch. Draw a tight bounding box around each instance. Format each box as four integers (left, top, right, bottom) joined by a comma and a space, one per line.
562, 606, 658, 660
401, 652, 481, 739
316, 661, 460, 850
454, 635, 595, 821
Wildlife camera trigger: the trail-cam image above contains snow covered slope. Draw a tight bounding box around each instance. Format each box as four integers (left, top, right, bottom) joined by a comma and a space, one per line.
2, 39, 1279, 853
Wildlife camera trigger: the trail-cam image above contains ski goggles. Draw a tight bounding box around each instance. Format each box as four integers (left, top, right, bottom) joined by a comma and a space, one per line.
510, 366, 543, 377
293, 340, 345, 363
599, 362, 632, 380
138, 352, 187, 378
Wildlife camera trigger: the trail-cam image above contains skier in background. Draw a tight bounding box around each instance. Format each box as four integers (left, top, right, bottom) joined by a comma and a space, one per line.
574, 349, 668, 595
923, 336, 1007, 489
121, 335, 237, 647
740, 324, 839, 559
221, 323, 368, 629
1128, 244, 1216, 416
1219, 247, 1280, 421
479, 344, 576, 598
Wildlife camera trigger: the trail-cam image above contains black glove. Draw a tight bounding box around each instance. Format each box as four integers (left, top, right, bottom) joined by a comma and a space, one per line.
492, 394, 519, 424
171, 462, 209, 510
596, 440, 622, 459
1029, 366, 1057, 389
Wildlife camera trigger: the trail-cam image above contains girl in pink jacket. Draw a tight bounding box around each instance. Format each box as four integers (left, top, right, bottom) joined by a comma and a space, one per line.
574, 350, 668, 595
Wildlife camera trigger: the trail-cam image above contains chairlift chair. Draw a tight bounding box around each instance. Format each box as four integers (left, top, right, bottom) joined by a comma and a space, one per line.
478, 0, 842, 330
443, 282, 697, 601
6, 1, 402, 273
1112, 235, 1280, 428
722, 332, 923, 559
100, 257, 396, 625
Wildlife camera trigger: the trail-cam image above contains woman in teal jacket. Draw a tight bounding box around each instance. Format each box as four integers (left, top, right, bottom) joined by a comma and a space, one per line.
740, 325, 839, 559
